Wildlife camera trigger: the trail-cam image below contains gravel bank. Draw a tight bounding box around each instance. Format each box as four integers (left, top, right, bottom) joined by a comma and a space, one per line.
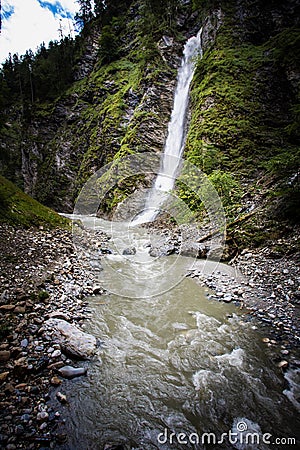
0, 221, 299, 448
0, 224, 108, 449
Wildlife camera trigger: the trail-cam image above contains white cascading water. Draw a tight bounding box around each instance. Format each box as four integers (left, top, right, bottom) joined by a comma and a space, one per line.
132, 29, 202, 225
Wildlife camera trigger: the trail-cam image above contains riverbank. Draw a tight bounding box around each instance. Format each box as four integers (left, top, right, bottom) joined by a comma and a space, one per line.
0, 223, 109, 449
0, 221, 299, 449
144, 219, 300, 349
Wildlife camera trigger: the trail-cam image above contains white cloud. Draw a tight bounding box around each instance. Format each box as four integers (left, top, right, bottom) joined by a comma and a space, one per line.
0, 0, 79, 63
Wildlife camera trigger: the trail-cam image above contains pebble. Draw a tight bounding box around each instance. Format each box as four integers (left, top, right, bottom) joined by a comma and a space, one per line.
20, 414, 31, 422
51, 349, 62, 358
0, 371, 10, 381
20, 339, 28, 348
0, 351, 11, 361
56, 392, 67, 403
37, 411, 49, 421
223, 294, 232, 302
281, 349, 290, 355
35, 346, 44, 352
278, 360, 289, 369
0, 304, 15, 311
50, 376, 62, 386
58, 365, 88, 379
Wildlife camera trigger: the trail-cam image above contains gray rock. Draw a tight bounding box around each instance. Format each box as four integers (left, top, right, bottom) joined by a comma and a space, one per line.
56, 391, 67, 403
21, 414, 31, 422
43, 318, 97, 359
0, 350, 11, 361
149, 244, 175, 257
51, 349, 62, 358
57, 365, 87, 379
37, 411, 49, 422
92, 285, 103, 295
149, 247, 160, 258
180, 243, 208, 258
20, 339, 28, 348
223, 294, 233, 303
0, 290, 10, 304
48, 311, 70, 321
122, 247, 136, 255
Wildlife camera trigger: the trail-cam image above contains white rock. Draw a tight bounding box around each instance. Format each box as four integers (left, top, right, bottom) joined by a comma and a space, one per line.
223, 294, 232, 302
43, 318, 97, 359
51, 349, 62, 358
37, 411, 49, 421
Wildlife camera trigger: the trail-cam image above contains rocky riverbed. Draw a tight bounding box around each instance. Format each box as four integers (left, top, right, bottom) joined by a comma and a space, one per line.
0, 221, 299, 449
144, 220, 300, 339
0, 223, 109, 449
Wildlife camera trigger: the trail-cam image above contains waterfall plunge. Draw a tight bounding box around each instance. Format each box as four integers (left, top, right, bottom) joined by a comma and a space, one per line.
132, 29, 202, 226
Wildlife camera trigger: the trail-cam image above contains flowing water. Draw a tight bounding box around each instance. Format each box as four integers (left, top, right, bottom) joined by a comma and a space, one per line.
60, 32, 299, 449
59, 216, 299, 450
132, 30, 202, 225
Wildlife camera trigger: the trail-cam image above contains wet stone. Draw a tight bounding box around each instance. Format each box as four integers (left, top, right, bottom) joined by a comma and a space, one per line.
0, 351, 11, 362
122, 247, 136, 255
0, 372, 10, 382
37, 411, 49, 422
56, 392, 67, 403
57, 365, 87, 379
50, 376, 62, 386
20, 339, 28, 348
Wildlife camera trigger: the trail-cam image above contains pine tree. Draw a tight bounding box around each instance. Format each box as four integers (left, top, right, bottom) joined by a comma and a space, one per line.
75, 0, 93, 28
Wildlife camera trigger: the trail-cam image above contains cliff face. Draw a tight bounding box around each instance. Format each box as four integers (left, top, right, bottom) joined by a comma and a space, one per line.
0, 1, 198, 212
0, 0, 299, 241
184, 0, 300, 250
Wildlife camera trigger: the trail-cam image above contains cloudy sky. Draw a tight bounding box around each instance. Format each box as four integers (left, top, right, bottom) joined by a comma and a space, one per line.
0, 0, 80, 63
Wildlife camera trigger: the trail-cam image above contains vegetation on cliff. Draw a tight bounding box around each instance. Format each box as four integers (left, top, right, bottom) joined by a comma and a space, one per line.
0, 175, 69, 228
0, 0, 299, 251
181, 0, 300, 251
0, 0, 190, 211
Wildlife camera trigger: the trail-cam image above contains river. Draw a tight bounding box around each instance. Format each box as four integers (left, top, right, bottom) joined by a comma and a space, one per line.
58, 28, 299, 450
58, 216, 299, 450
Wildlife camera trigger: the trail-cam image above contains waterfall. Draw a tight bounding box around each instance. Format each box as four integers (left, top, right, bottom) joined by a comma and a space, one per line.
132, 29, 202, 225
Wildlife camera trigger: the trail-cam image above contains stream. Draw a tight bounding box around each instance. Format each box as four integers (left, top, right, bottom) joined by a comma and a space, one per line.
58, 29, 299, 450
59, 216, 299, 450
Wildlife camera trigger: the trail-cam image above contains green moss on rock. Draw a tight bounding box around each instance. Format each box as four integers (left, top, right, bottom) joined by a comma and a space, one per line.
0, 175, 70, 228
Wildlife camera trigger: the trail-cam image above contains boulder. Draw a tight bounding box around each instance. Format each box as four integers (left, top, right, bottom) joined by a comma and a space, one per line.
43, 319, 97, 359
149, 244, 175, 258
122, 247, 136, 255
180, 243, 208, 258
57, 365, 87, 379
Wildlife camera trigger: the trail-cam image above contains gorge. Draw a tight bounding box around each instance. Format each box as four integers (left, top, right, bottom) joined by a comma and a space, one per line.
0, 0, 299, 449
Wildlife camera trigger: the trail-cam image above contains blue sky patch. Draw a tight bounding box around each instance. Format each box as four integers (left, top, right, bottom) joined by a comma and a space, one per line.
37, 1, 73, 19
2, 4, 15, 21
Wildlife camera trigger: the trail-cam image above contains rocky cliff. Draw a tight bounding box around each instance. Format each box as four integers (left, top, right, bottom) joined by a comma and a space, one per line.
0, 0, 299, 250
0, 0, 198, 212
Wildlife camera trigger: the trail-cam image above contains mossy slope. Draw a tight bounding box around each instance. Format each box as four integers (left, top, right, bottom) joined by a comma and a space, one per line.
0, 175, 70, 228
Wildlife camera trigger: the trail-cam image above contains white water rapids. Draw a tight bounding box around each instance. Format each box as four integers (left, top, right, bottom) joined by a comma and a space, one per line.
60, 215, 300, 450
60, 32, 300, 450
